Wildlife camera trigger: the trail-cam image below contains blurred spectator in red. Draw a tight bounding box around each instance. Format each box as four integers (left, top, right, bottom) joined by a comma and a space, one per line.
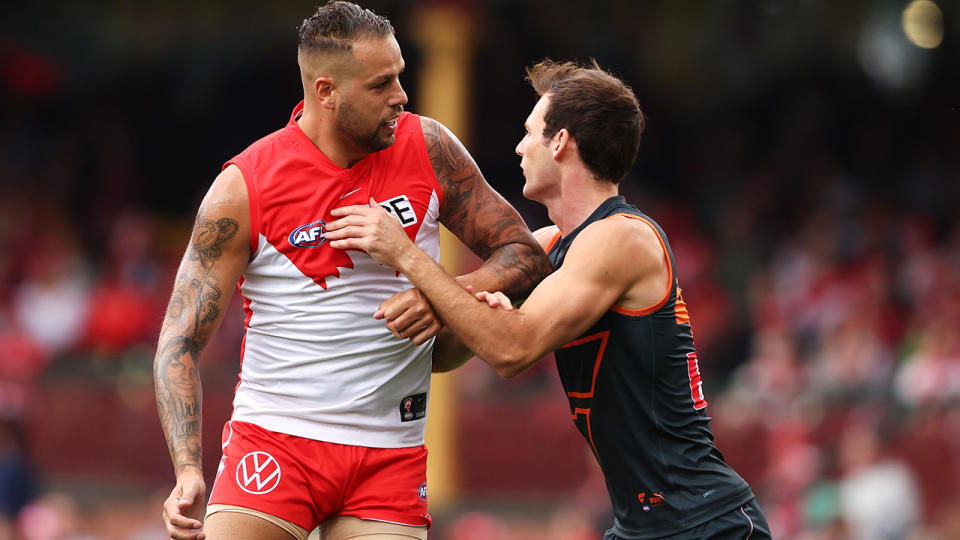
0, 314, 47, 420
81, 210, 162, 356
760, 417, 821, 538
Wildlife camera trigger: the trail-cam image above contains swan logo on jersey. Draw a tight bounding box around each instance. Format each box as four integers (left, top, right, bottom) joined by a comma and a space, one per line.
236, 451, 282, 495
289, 220, 327, 248
398, 392, 427, 422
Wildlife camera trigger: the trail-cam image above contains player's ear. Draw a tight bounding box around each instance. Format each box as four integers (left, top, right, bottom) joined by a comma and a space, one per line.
315, 76, 336, 109
553, 128, 572, 160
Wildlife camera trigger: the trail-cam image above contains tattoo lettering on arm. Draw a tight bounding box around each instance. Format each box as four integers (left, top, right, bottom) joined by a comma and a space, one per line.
155, 336, 203, 471
154, 214, 239, 473
421, 117, 550, 296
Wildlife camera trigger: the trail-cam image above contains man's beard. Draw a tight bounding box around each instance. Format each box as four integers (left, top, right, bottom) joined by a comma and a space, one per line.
337, 98, 397, 153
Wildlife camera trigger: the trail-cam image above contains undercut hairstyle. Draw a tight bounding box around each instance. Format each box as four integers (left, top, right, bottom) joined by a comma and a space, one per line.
526, 59, 645, 184
297, 1, 394, 55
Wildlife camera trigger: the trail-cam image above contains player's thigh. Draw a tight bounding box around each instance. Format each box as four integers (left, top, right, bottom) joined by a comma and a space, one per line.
320, 515, 427, 540
204, 509, 307, 540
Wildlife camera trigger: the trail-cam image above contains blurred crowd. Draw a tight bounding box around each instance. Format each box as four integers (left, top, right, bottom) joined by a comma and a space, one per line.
1, 1, 959, 539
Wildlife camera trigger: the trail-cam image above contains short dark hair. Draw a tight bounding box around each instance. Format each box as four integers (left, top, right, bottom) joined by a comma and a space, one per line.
297, 1, 394, 55
525, 59, 645, 183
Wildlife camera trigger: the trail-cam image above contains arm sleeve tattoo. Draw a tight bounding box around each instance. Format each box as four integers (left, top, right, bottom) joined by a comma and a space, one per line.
154, 212, 239, 473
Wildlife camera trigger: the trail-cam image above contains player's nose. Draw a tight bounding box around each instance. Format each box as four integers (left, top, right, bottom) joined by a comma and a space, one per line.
391, 81, 408, 107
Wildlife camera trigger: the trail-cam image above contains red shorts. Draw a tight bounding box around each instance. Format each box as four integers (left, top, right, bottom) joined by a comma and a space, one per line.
207, 420, 431, 532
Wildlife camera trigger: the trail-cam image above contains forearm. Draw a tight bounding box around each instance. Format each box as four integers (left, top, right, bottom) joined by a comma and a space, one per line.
155, 333, 204, 473
399, 247, 537, 377
431, 241, 547, 371
431, 327, 473, 373
154, 274, 222, 473
457, 241, 549, 299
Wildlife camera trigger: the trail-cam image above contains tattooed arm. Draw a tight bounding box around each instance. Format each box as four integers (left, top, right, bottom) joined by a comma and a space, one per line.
154, 164, 250, 540
422, 117, 550, 369
421, 116, 549, 297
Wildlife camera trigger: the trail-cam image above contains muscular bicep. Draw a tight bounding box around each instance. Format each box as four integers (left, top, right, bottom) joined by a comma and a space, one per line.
514, 219, 662, 357
421, 116, 548, 294
516, 258, 627, 356
159, 165, 251, 348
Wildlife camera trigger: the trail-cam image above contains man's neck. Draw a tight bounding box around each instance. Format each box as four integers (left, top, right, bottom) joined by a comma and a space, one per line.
546, 172, 619, 236
297, 103, 367, 169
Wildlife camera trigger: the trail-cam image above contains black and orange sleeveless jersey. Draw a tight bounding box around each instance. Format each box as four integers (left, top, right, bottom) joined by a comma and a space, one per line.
547, 196, 754, 539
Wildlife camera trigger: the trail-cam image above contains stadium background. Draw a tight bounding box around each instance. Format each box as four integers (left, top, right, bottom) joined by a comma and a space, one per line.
0, 0, 958, 538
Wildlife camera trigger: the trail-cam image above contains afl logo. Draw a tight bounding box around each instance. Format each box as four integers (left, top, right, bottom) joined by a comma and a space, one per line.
418, 481, 428, 501
402, 397, 414, 420
289, 220, 327, 248
235, 451, 282, 495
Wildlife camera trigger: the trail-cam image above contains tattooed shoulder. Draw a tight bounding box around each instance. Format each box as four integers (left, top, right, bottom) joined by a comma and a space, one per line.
420, 116, 476, 209
189, 213, 239, 270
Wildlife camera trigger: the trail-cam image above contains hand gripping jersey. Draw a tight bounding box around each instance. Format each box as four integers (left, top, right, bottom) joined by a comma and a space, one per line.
225, 102, 441, 448
547, 197, 754, 539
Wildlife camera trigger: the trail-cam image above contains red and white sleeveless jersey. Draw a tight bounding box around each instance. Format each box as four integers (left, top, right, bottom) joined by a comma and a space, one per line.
225, 102, 441, 448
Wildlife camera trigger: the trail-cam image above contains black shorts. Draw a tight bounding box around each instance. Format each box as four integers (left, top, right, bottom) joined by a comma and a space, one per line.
603, 498, 772, 540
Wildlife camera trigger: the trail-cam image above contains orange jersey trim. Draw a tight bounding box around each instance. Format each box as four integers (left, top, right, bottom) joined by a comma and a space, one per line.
560, 330, 610, 399
609, 213, 674, 317
544, 230, 562, 253
674, 287, 691, 325
572, 407, 598, 457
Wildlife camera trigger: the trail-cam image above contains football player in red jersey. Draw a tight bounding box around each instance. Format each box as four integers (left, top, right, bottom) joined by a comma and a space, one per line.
153, 3, 549, 540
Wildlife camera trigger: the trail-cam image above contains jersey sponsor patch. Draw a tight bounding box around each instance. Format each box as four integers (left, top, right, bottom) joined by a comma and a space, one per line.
288, 220, 327, 248
380, 195, 418, 227
235, 451, 282, 495
637, 491, 665, 512
399, 393, 427, 422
